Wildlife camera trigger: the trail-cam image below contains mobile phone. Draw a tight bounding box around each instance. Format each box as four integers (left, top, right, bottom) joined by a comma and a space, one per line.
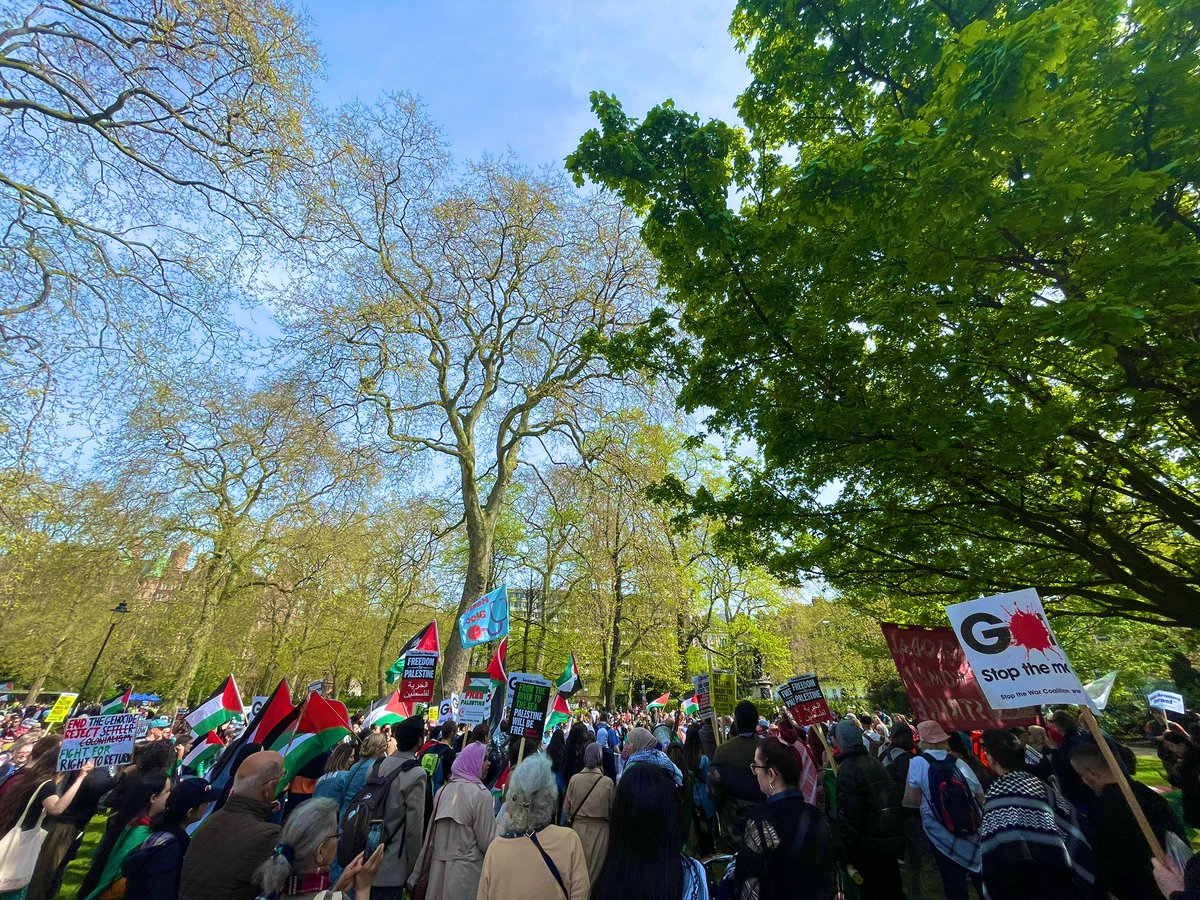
365, 819, 384, 855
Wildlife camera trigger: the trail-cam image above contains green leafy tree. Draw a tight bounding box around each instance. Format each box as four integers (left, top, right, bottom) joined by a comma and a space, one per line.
568, 0, 1200, 626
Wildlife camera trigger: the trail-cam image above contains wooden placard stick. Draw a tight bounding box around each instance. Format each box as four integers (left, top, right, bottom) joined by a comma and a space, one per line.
1079, 705, 1163, 860
815, 724, 838, 774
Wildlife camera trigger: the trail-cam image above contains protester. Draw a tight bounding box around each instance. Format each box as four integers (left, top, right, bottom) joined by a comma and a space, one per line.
1159, 732, 1200, 827
1070, 741, 1186, 900
121, 777, 215, 900
977, 729, 1094, 900
591, 764, 706, 900
1147, 708, 1187, 740
310, 742, 357, 805
337, 733, 388, 819
707, 701, 766, 851
406, 741, 495, 900
563, 742, 613, 883
1049, 708, 1124, 818
546, 729, 568, 799
81, 771, 172, 900
594, 713, 620, 780
253, 797, 384, 899
831, 717, 903, 899
373, 716, 428, 900
79, 740, 176, 898
879, 723, 924, 900
26, 758, 102, 900
476, 755, 589, 900
561, 722, 591, 788
418, 722, 458, 795
0, 736, 61, 835
903, 719, 985, 900
0, 737, 35, 790
620, 727, 682, 785
729, 735, 835, 900
682, 726, 716, 856
179, 750, 285, 900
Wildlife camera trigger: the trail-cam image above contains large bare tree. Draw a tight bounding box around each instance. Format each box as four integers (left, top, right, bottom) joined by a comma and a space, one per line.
288, 97, 657, 691
0, 0, 317, 463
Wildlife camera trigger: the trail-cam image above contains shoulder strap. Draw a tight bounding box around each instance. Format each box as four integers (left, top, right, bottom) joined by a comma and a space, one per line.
567, 774, 604, 827
16, 779, 52, 826
530, 830, 568, 898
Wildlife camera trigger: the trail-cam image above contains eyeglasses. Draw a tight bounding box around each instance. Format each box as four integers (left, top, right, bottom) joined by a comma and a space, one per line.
749, 763, 770, 772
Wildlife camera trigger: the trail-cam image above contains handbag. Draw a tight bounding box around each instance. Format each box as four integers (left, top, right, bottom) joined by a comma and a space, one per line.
0, 780, 51, 891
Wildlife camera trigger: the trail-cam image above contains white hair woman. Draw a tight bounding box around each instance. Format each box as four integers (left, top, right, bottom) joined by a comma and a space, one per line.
253, 798, 384, 899
477, 755, 590, 900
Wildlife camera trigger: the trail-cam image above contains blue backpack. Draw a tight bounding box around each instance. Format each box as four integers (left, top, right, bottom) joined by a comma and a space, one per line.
921, 753, 980, 836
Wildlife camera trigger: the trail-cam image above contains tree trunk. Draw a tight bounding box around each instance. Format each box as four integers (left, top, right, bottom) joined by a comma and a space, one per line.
442, 516, 493, 696
167, 552, 228, 707
25, 629, 71, 704
604, 565, 624, 710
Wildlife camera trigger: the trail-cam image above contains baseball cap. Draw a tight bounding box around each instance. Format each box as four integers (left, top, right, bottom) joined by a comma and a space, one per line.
166, 777, 216, 814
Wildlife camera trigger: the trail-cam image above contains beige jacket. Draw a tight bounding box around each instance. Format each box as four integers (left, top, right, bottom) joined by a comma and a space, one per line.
564, 768, 613, 882
476, 824, 590, 900
375, 750, 428, 887
408, 778, 497, 900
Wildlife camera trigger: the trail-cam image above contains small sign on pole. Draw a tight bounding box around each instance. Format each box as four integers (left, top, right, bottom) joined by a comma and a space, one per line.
45, 694, 79, 725
459, 678, 492, 726
1148, 690, 1185, 714
506, 673, 553, 740
57, 714, 138, 772
778, 674, 832, 726
692, 674, 713, 721
710, 671, 736, 718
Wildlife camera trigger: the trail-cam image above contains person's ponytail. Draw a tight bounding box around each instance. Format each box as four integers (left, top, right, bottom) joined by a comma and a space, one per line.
254, 843, 295, 896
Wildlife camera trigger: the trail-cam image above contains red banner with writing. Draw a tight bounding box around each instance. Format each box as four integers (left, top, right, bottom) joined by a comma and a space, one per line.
880, 623, 1037, 731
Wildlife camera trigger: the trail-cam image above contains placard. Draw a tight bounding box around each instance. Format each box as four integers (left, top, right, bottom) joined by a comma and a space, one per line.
710, 671, 736, 717
881, 623, 1037, 730
1148, 690, 1185, 714
506, 673, 553, 740
692, 674, 713, 721
437, 693, 460, 722
778, 674, 832, 726
459, 677, 493, 726
946, 588, 1091, 710
399, 652, 438, 704
45, 694, 79, 725
58, 714, 138, 772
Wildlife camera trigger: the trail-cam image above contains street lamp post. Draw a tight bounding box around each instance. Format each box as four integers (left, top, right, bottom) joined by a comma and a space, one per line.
78, 602, 129, 705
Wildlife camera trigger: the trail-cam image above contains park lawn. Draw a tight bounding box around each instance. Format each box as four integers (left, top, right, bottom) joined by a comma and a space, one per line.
1133, 754, 1171, 790
60, 819, 103, 897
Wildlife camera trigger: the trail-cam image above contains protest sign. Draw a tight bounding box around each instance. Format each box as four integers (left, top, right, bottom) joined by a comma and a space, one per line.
458, 677, 493, 726
691, 674, 713, 721
58, 714, 138, 772
437, 693, 461, 722
777, 675, 832, 726
881, 623, 1036, 730
946, 588, 1091, 709
249, 696, 269, 720
506, 673, 553, 740
45, 693, 79, 725
1148, 690, 1185, 714
458, 585, 510, 650
305, 680, 325, 698
398, 651, 437, 705
710, 671, 736, 717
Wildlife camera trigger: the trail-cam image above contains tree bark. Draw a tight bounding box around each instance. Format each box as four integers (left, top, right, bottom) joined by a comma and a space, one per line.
167, 550, 230, 707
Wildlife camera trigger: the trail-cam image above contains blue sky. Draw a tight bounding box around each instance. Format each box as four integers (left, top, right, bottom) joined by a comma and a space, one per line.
302, 0, 751, 167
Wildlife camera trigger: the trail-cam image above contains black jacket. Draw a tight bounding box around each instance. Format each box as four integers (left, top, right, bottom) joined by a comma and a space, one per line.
707, 734, 766, 851
834, 745, 903, 859
122, 825, 190, 900
1089, 780, 1185, 900
734, 794, 835, 900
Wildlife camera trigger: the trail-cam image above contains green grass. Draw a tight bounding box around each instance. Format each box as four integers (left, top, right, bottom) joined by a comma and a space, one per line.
1132, 753, 1171, 790
59, 820, 102, 898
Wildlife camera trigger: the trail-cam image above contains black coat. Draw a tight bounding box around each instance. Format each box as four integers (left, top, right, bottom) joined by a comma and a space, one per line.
122, 825, 190, 900
834, 745, 903, 859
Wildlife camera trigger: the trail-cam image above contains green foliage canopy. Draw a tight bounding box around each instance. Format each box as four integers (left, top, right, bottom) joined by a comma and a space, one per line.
568, 0, 1200, 626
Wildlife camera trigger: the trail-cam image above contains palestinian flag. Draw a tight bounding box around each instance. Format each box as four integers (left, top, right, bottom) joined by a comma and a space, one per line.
246, 679, 295, 745
487, 637, 508, 731
490, 762, 510, 802
545, 693, 571, 734
363, 691, 412, 730
386, 622, 441, 684
185, 676, 243, 737
647, 692, 671, 710
183, 731, 224, 773
682, 691, 699, 717
555, 652, 584, 698
273, 693, 353, 783
99, 687, 131, 716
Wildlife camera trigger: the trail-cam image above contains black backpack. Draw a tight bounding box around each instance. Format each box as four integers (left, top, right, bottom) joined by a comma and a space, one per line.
337, 757, 422, 867
920, 752, 981, 837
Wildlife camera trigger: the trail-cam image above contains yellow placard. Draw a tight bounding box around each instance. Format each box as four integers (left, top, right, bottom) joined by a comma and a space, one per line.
710, 673, 736, 717
45, 693, 79, 725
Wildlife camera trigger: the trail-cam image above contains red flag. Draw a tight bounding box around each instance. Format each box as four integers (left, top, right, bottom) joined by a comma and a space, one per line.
487, 636, 508, 685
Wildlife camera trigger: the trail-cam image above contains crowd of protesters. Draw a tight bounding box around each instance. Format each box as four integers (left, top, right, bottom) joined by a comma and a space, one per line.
1, 695, 1199, 900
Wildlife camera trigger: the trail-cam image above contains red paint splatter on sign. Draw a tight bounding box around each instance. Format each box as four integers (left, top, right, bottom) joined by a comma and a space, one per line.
1004, 605, 1060, 659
